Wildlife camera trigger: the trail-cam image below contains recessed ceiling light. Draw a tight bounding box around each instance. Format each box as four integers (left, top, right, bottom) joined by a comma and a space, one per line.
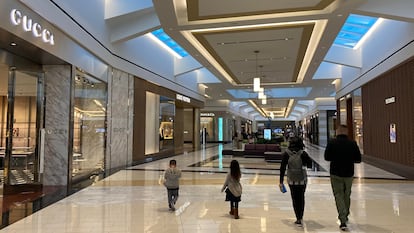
10, 42, 17, 46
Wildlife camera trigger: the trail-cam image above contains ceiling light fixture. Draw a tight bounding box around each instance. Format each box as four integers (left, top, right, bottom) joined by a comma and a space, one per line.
258, 88, 266, 99
253, 50, 261, 92
253, 77, 260, 92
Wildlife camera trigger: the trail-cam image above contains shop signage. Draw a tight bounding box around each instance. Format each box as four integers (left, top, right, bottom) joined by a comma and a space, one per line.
10, 9, 55, 46
385, 96, 395, 105
201, 113, 215, 117
176, 94, 190, 103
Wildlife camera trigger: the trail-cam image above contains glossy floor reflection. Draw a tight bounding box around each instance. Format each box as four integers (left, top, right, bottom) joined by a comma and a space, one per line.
1, 143, 413, 233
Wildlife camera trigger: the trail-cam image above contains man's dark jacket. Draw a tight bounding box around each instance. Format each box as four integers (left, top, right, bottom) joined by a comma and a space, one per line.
324, 134, 362, 177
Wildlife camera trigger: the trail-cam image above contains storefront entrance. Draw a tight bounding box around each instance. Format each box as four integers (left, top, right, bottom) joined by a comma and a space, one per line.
0, 64, 44, 192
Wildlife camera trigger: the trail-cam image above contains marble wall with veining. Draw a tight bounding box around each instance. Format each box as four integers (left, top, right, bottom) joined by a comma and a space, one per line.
127, 75, 134, 165
318, 110, 328, 147
107, 68, 134, 172
43, 65, 71, 186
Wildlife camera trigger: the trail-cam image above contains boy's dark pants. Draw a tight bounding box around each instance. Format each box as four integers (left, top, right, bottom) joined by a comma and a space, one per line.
167, 188, 179, 208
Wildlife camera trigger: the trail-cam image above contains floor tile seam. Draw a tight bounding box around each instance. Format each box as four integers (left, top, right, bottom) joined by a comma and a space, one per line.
118, 168, 408, 182
94, 178, 414, 188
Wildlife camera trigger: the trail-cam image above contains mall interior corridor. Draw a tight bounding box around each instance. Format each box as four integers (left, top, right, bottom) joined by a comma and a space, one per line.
0, 143, 413, 233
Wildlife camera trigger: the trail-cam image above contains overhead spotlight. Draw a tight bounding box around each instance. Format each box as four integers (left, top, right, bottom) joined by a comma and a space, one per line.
10, 42, 17, 46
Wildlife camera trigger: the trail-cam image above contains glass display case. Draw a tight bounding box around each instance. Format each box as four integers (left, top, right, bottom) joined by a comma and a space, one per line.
72, 70, 107, 180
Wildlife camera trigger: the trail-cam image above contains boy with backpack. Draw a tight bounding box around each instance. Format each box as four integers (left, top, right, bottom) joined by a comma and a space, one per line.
279, 137, 312, 227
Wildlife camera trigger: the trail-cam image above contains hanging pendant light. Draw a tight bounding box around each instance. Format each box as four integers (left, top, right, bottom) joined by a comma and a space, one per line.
253, 50, 261, 92
253, 77, 261, 92
258, 88, 266, 99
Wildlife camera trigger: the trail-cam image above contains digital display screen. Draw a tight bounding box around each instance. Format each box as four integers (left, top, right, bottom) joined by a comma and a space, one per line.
264, 129, 271, 140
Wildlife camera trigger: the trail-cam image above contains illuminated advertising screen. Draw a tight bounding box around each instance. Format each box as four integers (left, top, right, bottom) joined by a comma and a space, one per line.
264, 129, 271, 140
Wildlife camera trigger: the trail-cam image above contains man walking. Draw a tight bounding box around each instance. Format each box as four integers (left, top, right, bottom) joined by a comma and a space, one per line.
324, 125, 361, 231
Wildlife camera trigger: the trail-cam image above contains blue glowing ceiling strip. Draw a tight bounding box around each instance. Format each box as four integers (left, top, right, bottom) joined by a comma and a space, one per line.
151, 29, 188, 57
334, 14, 378, 48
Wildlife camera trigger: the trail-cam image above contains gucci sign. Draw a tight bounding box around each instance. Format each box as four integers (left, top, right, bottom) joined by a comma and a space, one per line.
10, 9, 55, 45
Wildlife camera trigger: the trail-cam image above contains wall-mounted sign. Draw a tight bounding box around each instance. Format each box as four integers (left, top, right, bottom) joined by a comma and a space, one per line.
201, 113, 215, 117
385, 96, 395, 105
10, 9, 55, 45
176, 94, 190, 103
390, 123, 396, 143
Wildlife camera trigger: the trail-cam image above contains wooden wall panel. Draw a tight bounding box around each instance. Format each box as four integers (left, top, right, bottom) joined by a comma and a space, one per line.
362, 58, 414, 168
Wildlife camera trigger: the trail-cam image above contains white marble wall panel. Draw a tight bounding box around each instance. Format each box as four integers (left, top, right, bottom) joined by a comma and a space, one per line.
318, 110, 328, 147
43, 65, 71, 186
107, 68, 133, 171
127, 75, 134, 165
145, 92, 160, 155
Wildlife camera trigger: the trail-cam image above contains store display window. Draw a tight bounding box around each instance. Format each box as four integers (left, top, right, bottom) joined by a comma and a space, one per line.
72, 70, 107, 180
159, 96, 174, 151
353, 88, 363, 153
200, 116, 214, 141
0, 64, 44, 185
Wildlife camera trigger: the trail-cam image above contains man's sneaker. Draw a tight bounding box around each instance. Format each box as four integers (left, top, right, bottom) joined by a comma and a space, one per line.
294, 219, 303, 227
339, 223, 348, 231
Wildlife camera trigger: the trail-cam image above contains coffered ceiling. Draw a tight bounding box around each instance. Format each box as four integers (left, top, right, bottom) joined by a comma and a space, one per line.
152, 0, 348, 119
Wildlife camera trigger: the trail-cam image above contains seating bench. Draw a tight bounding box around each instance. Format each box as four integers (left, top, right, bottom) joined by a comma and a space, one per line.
243, 143, 281, 158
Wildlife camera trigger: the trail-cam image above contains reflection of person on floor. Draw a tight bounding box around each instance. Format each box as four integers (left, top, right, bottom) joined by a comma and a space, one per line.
279, 136, 312, 227
163, 159, 182, 211
324, 125, 361, 231
221, 160, 242, 219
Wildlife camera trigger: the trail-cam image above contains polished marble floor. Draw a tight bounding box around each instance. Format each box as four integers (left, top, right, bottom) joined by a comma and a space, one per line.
1, 143, 413, 233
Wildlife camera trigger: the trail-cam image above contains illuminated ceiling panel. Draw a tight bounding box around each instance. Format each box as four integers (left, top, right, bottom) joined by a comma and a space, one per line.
334, 14, 378, 48
151, 29, 189, 57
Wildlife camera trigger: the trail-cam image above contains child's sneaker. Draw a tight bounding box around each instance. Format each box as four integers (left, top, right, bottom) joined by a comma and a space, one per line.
170, 202, 175, 211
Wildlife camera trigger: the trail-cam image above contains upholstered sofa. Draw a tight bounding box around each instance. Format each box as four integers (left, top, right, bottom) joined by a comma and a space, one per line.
243, 143, 281, 157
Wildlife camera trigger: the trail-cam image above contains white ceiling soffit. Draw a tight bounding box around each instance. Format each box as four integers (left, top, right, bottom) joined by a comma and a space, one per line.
105, 0, 160, 44
151, 0, 344, 119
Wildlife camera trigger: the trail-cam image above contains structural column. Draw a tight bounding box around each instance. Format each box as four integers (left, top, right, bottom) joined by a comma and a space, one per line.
193, 108, 200, 150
